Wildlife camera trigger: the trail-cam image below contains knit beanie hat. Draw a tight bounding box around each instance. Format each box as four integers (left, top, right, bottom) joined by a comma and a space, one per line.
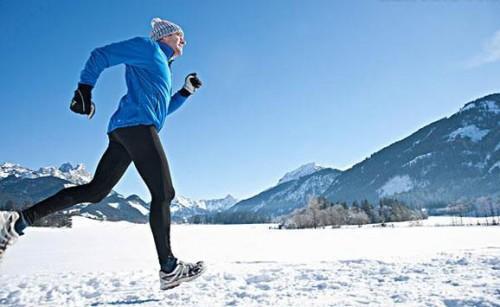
150, 18, 183, 41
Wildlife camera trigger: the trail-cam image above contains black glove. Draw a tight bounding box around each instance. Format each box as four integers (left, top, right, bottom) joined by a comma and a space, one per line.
180, 73, 202, 97
70, 83, 95, 119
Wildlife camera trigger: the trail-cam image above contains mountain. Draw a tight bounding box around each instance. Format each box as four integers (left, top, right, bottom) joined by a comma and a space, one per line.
170, 194, 238, 222
0, 162, 237, 223
77, 192, 150, 223
277, 163, 325, 185
0, 162, 151, 223
0, 162, 92, 185
0, 162, 91, 210
204, 194, 238, 211
2, 94, 498, 223
322, 94, 499, 206
228, 167, 342, 218
229, 94, 499, 218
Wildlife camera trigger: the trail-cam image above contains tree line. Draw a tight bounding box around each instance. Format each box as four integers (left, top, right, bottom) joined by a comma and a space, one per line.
188, 211, 272, 224
283, 197, 427, 229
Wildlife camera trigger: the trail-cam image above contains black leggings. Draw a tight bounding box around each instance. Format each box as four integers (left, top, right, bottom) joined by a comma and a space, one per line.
23, 125, 176, 266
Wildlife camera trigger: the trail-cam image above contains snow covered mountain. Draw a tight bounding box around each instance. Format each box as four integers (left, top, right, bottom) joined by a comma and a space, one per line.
0, 162, 92, 185
170, 195, 238, 222
230, 94, 500, 218
2, 94, 498, 222
0, 162, 93, 210
321, 94, 500, 208
277, 163, 325, 185
228, 167, 343, 218
205, 195, 239, 211
76, 193, 150, 223
0, 162, 237, 223
0, 162, 151, 223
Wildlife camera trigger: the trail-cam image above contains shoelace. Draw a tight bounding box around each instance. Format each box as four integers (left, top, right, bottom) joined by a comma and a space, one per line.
179, 262, 189, 278
175, 261, 194, 278
162, 261, 199, 282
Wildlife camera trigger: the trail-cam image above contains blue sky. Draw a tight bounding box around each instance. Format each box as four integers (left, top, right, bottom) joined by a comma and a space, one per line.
1, 0, 499, 202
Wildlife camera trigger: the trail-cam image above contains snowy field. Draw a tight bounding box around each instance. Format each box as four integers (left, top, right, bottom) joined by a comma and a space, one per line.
0, 216, 499, 306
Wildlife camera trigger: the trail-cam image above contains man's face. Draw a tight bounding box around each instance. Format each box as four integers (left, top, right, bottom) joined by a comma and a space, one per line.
160, 32, 186, 57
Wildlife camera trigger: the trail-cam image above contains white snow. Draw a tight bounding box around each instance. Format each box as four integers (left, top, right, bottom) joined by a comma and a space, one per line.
108, 202, 120, 209
277, 163, 325, 185
1, 216, 498, 306
467, 154, 491, 169
34, 163, 92, 185
410, 127, 436, 150
204, 195, 238, 212
460, 103, 476, 113
271, 171, 338, 203
174, 195, 207, 210
495, 142, 500, 152
403, 152, 433, 167
0, 162, 92, 184
128, 201, 149, 216
484, 100, 500, 114
377, 175, 414, 197
80, 212, 99, 219
0, 162, 32, 179
489, 161, 500, 173
447, 125, 490, 142
460, 100, 500, 114
170, 195, 238, 215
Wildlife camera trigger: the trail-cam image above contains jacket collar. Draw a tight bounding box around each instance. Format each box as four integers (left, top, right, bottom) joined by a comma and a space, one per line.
158, 41, 175, 61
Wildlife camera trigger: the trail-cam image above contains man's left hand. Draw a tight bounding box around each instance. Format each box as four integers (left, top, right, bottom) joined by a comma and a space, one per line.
183, 73, 202, 94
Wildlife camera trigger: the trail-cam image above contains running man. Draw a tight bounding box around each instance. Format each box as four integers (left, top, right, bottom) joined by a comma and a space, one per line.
0, 17, 205, 290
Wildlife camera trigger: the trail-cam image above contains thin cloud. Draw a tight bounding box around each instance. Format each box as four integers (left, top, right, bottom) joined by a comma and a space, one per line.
466, 30, 500, 68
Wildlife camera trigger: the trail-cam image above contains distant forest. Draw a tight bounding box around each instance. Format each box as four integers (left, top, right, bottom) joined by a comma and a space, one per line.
283, 197, 426, 229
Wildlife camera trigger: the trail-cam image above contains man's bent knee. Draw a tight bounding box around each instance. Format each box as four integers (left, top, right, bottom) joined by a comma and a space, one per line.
82, 184, 112, 204
86, 191, 110, 203
152, 188, 175, 205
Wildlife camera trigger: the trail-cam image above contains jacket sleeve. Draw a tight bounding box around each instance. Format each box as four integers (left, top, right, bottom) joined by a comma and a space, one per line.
167, 90, 190, 115
79, 37, 155, 86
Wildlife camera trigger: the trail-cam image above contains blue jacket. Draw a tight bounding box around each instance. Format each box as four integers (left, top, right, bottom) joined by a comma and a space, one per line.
79, 37, 188, 133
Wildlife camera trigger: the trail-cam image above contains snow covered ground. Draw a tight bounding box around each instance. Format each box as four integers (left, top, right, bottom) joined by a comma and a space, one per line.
0, 216, 499, 306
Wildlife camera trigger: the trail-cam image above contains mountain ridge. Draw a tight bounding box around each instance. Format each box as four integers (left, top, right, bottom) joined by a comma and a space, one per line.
229, 94, 500, 218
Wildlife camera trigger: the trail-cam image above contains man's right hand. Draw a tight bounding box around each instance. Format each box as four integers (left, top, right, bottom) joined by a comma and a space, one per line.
70, 83, 96, 119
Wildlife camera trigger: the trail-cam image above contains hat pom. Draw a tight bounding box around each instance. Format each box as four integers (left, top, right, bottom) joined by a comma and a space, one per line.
151, 17, 163, 28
